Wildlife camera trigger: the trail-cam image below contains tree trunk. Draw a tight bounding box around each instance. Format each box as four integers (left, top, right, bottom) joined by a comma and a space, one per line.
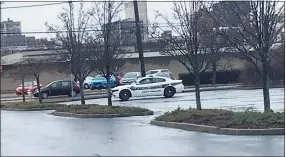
36, 76, 42, 104
262, 63, 271, 112
194, 71, 202, 110
79, 80, 85, 105
212, 61, 217, 85
21, 76, 26, 102
106, 75, 112, 106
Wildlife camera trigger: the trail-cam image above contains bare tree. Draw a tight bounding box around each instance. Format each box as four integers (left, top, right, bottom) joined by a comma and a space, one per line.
9, 61, 33, 102
46, 2, 94, 105
206, 1, 285, 112
88, 1, 126, 106
25, 57, 48, 104
151, 1, 213, 110
199, 11, 231, 85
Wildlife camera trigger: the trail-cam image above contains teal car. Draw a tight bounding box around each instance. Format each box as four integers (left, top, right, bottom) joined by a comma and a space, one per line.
90, 75, 117, 90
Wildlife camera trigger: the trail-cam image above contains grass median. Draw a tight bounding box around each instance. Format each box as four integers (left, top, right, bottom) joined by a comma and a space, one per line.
1, 101, 63, 110
55, 104, 153, 115
1, 101, 154, 118
155, 107, 284, 129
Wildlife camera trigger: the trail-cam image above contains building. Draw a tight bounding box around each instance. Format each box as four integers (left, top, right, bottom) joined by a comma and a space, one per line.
124, 1, 148, 23
1, 35, 26, 47
161, 31, 172, 38
0, 18, 22, 37
124, 0, 148, 42
25, 36, 36, 48
104, 19, 148, 45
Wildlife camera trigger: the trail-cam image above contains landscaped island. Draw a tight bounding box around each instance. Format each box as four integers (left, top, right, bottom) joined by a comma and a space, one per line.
151, 107, 284, 135
52, 104, 154, 118
1, 101, 64, 111
1, 101, 154, 118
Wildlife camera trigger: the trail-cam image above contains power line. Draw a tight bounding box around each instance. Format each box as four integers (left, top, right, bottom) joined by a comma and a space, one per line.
1, 2, 68, 9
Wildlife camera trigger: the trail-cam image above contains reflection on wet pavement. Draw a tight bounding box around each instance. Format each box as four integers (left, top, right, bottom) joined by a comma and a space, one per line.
1, 88, 285, 156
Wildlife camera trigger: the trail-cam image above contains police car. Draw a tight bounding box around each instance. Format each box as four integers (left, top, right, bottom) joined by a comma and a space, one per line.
111, 76, 184, 101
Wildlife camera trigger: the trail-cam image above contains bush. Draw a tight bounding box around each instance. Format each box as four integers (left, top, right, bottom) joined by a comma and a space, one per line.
2, 101, 63, 109
155, 108, 284, 129
179, 70, 241, 86
55, 104, 152, 114
240, 55, 285, 86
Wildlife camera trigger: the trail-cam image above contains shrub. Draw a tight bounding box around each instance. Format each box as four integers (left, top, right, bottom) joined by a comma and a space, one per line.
55, 104, 151, 114
155, 108, 284, 129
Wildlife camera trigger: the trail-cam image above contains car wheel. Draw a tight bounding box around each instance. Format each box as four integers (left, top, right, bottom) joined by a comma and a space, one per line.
119, 89, 131, 101
84, 83, 89, 89
41, 92, 48, 99
90, 86, 95, 90
164, 86, 176, 98
68, 90, 77, 97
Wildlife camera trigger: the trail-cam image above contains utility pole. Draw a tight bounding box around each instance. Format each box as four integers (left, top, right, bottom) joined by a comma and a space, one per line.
68, 1, 74, 95
0, 2, 4, 52
133, 0, 146, 77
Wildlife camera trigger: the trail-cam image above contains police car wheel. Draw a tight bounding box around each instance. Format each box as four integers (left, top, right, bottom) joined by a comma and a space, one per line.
119, 89, 131, 101
164, 87, 175, 98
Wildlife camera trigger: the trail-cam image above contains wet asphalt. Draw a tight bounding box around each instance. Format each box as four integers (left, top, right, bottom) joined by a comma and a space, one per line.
1, 88, 285, 156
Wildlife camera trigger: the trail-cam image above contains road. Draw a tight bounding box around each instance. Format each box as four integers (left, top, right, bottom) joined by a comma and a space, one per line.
0, 84, 241, 102
1, 88, 284, 156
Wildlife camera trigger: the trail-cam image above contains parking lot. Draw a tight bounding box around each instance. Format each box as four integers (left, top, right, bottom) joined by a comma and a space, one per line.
1, 88, 284, 156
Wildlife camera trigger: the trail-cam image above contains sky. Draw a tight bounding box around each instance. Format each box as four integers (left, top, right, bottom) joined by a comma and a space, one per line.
1, 0, 175, 39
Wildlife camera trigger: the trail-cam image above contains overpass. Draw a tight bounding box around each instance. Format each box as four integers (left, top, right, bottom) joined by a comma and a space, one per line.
1, 47, 240, 65
1, 43, 282, 91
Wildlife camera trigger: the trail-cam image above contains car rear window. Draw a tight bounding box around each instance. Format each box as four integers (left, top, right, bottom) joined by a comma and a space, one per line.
123, 72, 138, 78
146, 70, 158, 75
62, 81, 70, 86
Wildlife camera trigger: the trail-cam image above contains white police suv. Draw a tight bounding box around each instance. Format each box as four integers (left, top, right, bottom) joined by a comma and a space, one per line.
111, 76, 184, 101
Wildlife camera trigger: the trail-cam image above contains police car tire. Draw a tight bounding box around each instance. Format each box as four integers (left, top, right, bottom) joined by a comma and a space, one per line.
164, 86, 175, 98
119, 89, 131, 101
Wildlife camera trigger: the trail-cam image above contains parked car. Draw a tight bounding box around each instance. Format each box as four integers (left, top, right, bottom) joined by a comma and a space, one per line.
81, 76, 94, 89
120, 72, 141, 85
90, 75, 117, 90
112, 76, 184, 101
16, 81, 42, 96
145, 69, 175, 79
33, 80, 80, 99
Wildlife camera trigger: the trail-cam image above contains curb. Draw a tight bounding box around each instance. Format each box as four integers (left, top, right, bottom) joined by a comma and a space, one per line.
150, 120, 285, 136
50, 110, 154, 118
1, 107, 55, 111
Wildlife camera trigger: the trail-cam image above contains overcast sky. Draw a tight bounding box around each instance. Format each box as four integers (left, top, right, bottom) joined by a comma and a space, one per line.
1, 0, 174, 39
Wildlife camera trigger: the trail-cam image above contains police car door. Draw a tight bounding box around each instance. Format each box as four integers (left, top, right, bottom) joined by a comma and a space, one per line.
133, 78, 153, 97
150, 77, 167, 95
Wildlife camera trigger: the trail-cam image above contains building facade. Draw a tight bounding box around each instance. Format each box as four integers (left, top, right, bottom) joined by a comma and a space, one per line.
124, 1, 148, 24
0, 18, 22, 37
105, 19, 148, 45
124, 0, 148, 42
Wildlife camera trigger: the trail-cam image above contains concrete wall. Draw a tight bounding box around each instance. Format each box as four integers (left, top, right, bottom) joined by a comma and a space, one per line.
1, 56, 246, 92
